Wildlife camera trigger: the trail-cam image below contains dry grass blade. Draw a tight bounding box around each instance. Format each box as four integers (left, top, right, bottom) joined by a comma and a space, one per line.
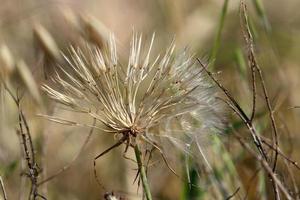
15, 60, 42, 105
0, 44, 15, 80
252, 0, 271, 32
33, 23, 62, 62
79, 14, 110, 48
60, 7, 81, 31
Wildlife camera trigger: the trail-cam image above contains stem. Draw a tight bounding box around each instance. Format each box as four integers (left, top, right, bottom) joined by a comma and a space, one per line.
208, 0, 229, 69
0, 176, 8, 200
134, 144, 152, 200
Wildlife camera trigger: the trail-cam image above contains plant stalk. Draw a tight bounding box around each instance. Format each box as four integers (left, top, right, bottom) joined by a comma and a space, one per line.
208, 0, 229, 69
134, 144, 152, 200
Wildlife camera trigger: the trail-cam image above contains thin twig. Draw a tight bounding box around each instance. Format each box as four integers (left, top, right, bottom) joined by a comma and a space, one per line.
141, 135, 180, 178
241, 1, 279, 173
5, 86, 44, 200
198, 59, 288, 199
241, 3, 281, 198
235, 135, 293, 200
19, 111, 41, 200
284, 160, 300, 200
240, 4, 257, 122
198, 59, 267, 160
93, 135, 127, 190
277, 113, 294, 156
37, 118, 96, 186
20, 112, 36, 164
225, 187, 240, 200
260, 139, 300, 170
0, 176, 8, 200
244, 167, 262, 199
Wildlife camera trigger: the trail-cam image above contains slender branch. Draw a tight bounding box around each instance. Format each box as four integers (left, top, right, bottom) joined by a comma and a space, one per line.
38, 118, 96, 186
260, 139, 300, 170
198, 59, 267, 160
235, 134, 292, 200
20, 112, 36, 164
141, 135, 179, 178
240, 4, 257, 122
134, 144, 152, 200
284, 160, 300, 199
198, 59, 284, 199
241, 1, 279, 173
225, 187, 240, 200
5, 85, 44, 200
93, 135, 127, 190
244, 167, 262, 199
242, 3, 280, 196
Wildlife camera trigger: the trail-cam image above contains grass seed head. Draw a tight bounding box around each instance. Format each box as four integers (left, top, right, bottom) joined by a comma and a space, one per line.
0, 44, 15, 79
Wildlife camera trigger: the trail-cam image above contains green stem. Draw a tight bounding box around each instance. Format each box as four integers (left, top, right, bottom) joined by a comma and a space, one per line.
209, 0, 229, 69
252, 0, 271, 33
134, 144, 152, 200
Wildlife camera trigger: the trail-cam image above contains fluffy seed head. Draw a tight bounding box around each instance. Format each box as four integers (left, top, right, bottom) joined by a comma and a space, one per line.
43, 33, 224, 157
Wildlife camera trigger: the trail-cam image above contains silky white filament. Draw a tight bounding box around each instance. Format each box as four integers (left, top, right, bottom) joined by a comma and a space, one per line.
43, 33, 224, 166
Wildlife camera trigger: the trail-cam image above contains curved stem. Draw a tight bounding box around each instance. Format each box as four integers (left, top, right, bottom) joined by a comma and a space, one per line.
134, 144, 152, 200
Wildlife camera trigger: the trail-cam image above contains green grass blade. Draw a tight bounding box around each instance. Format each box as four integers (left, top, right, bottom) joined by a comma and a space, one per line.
252, 0, 271, 32
209, 0, 229, 68
233, 47, 247, 79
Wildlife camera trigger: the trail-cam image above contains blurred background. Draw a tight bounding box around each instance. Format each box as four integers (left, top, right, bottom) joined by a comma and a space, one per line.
0, 0, 300, 199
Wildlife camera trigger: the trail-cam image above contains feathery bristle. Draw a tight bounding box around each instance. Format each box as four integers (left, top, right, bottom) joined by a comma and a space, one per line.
43, 33, 224, 160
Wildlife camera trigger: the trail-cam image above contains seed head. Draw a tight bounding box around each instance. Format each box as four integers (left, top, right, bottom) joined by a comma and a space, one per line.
43, 33, 224, 160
